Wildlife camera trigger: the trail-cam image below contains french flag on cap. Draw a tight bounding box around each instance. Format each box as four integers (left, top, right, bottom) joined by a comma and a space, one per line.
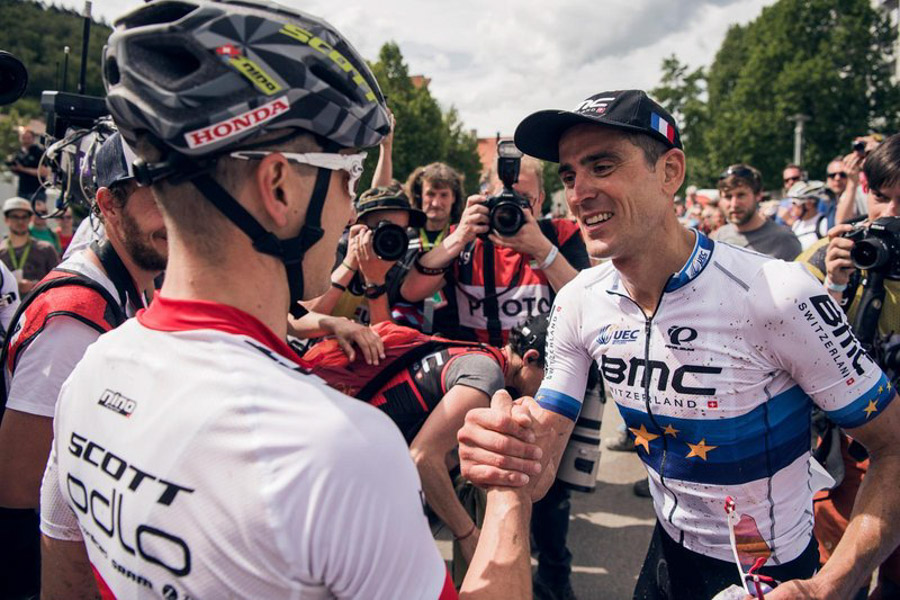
651, 112, 675, 144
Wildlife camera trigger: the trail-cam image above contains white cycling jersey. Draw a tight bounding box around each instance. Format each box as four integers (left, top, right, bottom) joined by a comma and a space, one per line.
41, 295, 455, 599
537, 231, 894, 564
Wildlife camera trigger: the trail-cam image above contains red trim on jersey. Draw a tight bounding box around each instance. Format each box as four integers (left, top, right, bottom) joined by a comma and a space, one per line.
439, 567, 459, 599
138, 294, 306, 366
91, 564, 117, 600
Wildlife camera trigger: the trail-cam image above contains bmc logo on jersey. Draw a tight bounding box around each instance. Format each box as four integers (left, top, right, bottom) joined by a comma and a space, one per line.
596, 324, 640, 346
97, 389, 137, 417
184, 96, 290, 149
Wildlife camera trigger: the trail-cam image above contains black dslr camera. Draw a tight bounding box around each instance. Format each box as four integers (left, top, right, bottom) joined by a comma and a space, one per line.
371, 221, 408, 262
843, 217, 900, 279
485, 140, 531, 236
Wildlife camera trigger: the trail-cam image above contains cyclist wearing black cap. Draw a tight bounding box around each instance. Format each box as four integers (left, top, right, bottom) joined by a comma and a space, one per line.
454, 89, 900, 599
0, 131, 166, 598
39, 2, 535, 597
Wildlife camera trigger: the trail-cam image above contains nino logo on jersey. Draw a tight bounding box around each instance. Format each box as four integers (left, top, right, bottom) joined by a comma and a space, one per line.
597, 324, 640, 346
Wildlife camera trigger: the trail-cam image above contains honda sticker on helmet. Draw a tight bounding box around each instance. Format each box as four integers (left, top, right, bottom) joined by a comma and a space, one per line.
184, 97, 291, 149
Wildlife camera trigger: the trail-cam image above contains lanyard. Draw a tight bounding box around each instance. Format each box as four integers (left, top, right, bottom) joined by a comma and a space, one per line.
7, 239, 31, 272
418, 226, 448, 252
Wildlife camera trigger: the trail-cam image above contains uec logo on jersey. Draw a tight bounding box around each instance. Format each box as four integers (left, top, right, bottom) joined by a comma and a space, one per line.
597, 324, 641, 346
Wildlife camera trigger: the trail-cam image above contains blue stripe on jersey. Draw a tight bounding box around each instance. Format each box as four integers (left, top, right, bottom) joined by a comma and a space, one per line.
614, 385, 813, 485
665, 230, 714, 293
826, 373, 894, 429
536, 388, 581, 421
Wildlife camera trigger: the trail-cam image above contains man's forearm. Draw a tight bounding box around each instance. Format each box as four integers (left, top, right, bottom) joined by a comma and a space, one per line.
414, 452, 475, 538
400, 236, 464, 302
366, 293, 392, 324
815, 450, 900, 598
539, 251, 578, 294
459, 488, 532, 599
835, 186, 858, 224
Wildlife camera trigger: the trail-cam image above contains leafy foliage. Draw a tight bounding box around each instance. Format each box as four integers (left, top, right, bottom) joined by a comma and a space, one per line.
363, 42, 482, 196
652, 0, 900, 191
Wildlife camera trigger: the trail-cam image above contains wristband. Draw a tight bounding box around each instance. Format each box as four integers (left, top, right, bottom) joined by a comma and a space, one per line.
330, 281, 347, 292
825, 278, 848, 293
363, 282, 387, 299
537, 245, 559, 270
455, 522, 477, 541
414, 254, 450, 276
341, 261, 356, 272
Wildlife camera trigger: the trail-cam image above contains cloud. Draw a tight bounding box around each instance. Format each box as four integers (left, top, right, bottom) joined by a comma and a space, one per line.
56, 0, 774, 136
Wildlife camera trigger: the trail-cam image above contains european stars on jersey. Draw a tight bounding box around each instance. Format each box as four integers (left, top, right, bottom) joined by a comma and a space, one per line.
537, 231, 894, 564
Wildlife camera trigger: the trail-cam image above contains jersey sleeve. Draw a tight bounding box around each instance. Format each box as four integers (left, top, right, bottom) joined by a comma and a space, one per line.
747, 260, 894, 430
443, 353, 504, 398
7, 318, 101, 417
535, 279, 593, 421
278, 404, 450, 599
39, 436, 82, 542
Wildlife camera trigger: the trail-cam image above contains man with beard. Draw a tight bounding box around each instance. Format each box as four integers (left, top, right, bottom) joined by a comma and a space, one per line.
712, 163, 801, 260
0, 132, 167, 599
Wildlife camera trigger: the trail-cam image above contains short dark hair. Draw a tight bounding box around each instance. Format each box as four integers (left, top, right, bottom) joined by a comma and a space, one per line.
863, 134, 900, 192
621, 131, 671, 169
507, 313, 550, 366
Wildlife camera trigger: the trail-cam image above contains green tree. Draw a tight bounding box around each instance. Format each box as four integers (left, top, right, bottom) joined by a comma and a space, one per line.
686, 0, 900, 190
0, 0, 112, 111
363, 42, 482, 195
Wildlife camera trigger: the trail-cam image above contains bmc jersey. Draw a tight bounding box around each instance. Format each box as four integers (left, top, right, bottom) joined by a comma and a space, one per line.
451, 218, 588, 346
41, 295, 454, 599
537, 231, 894, 564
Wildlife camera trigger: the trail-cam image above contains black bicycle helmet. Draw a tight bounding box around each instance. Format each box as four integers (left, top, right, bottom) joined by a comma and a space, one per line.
103, 0, 390, 157
101, 0, 391, 316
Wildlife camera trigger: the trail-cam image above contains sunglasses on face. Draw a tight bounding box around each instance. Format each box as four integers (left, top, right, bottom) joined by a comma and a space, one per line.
719, 166, 762, 187
5, 213, 31, 221
229, 150, 368, 197
783, 176, 801, 184
827, 172, 847, 179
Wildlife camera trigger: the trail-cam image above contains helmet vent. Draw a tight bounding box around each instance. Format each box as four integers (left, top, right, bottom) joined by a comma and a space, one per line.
130, 39, 203, 87
309, 63, 356, 106
119, 2, 198, 29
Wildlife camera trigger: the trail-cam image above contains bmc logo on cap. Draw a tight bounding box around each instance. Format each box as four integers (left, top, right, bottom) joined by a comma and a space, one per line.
185, 97, 291, 149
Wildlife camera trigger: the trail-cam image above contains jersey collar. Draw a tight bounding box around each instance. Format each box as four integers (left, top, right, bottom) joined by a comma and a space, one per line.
664, 229, 714, 293
138, 294, 306, 365
608, 229, 714, 296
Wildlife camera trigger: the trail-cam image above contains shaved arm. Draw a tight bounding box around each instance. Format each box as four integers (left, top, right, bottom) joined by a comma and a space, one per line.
0, 410, 53, 508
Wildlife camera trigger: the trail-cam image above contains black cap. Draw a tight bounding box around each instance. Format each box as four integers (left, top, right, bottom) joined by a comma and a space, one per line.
514, 90, 682, 163
95, 132, 137, 189
354, 184, 426, 228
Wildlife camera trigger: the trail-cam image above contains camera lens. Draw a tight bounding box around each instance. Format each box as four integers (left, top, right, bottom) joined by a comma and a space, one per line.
851, 238, 889, 271
372, 222, 408, 261
491, 202, 525, 236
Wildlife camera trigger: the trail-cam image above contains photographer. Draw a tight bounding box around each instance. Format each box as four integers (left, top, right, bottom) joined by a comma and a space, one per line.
7, 128, 47, 202
796, 133, 900, 598
303, 183, 425, 325
401, 151, 588, 346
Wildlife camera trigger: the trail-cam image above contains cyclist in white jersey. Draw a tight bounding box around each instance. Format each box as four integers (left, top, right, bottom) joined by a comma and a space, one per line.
39, 1, 538, 598
456, 90, 900, 599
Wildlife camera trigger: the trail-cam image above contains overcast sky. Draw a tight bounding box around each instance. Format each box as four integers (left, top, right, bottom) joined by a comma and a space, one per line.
57, 0, 775, 137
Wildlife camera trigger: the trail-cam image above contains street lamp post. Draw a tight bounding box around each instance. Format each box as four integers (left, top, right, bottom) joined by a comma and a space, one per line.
787, 113, 811, 166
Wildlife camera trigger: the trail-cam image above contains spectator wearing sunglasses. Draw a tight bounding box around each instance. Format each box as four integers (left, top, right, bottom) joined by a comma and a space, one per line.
711, 163, 802, 260
776, 163, 806, 227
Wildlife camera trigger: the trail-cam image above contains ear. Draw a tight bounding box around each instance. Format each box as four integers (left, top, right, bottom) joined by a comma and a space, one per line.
254, 153, 292, 229
95, 187, 119, 221
661, 149, 686, 196
523, 348, 541, 364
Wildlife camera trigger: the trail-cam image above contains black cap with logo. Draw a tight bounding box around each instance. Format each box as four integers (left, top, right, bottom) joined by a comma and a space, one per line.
354, 183, 426, 227
514, 90, 682, 163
